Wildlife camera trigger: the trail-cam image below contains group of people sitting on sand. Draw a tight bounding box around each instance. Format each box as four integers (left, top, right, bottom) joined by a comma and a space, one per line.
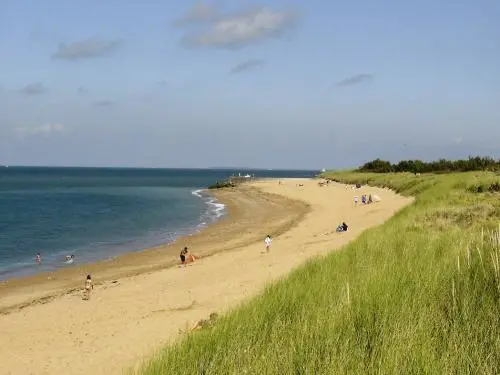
180, 246, 196, 266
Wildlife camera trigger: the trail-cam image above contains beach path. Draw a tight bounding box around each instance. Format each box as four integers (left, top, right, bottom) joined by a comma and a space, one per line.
0, 178, 412, 375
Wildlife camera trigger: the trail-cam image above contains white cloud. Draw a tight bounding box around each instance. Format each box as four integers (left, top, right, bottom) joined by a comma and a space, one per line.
453, 136, 464, 144
16, 123, 68, 137
182, 6, 298, 48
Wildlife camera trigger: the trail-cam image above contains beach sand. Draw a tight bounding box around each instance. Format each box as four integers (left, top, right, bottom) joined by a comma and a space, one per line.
0, 178, 412, 375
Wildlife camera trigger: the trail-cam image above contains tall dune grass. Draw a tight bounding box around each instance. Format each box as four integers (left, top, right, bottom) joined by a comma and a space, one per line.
135, 171, 500, 374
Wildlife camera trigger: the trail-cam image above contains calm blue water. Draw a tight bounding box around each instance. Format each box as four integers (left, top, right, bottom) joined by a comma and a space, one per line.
0, 167, 317, 279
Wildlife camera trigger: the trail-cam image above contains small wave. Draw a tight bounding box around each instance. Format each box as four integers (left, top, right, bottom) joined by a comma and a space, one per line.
207, 198, 226, 218
190, 189, 227, 228
191, 189, 204, 198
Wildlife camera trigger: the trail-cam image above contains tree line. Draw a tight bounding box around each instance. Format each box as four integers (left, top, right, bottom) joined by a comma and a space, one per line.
358, 156, 500, 174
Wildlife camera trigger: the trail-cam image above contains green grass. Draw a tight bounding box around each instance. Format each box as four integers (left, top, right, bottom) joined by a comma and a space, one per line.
135, 171, 500, 375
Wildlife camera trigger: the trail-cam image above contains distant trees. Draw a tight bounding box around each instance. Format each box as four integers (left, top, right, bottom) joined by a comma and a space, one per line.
358, 159, 393, 173
358, 156, 500, 174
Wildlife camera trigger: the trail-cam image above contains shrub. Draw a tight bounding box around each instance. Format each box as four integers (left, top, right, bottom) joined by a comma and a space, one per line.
207, 180, 235, 189
359, 156, 500, 174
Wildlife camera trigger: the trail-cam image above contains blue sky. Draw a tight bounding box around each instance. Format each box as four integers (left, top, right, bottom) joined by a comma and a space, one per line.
0, 0, 498, 168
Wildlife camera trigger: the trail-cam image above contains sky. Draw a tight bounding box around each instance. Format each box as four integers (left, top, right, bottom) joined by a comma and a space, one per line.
0, 0, 499, 169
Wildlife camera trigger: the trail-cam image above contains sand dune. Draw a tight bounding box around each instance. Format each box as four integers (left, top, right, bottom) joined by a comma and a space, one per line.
0, 179, 412, 375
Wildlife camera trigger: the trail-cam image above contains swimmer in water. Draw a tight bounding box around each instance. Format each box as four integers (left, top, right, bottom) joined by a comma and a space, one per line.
35, 252, 41, 265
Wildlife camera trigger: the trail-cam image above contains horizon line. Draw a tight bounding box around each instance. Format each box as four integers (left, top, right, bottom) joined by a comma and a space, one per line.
1, 165, 323, 171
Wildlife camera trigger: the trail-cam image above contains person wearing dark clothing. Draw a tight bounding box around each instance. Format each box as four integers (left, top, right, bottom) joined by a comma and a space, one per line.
180, 247, 188, 265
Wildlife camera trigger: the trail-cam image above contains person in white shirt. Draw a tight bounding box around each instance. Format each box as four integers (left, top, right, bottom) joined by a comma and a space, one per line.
264, 235, 272, 253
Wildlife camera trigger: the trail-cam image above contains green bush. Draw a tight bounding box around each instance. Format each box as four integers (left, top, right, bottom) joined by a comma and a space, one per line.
467, 181, 500, 194
207, 180, 235, 190
359, 156, 500, 174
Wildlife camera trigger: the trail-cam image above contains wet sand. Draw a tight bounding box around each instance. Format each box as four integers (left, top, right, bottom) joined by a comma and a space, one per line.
0, 178, 412, 375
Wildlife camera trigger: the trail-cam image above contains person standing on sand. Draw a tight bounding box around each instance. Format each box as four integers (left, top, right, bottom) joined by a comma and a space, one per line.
180, 247, 188, 266
265, 235, 272, 252
83, 275, 93, 300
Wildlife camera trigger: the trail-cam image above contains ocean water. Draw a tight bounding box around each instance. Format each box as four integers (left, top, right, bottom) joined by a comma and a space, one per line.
0, 167, 317, 280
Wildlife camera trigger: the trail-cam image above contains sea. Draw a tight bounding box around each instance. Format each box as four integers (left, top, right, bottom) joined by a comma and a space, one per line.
0, 167, 318, 280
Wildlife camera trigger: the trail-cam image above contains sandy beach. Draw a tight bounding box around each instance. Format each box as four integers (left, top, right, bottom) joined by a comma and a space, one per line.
0, 178, 412, 375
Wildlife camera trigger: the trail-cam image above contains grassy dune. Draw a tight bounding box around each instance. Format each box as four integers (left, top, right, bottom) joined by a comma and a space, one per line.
136, 172, 500, 375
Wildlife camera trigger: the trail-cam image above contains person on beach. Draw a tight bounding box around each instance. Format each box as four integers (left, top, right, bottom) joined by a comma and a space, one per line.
265, 235, 272, 252
180, 247, 188, 266
83, 275, 93, 300
35, 252, 41, 265
180, 247, 196, 266
354, 196, 359, 205
336, 222, 349, 232
187, 252, 196, 263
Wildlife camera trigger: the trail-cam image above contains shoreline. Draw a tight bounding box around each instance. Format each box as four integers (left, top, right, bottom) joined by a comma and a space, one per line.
0, 184, 310, 314
0, 187, 226, 282
0, 178, 412, 375
0, 188, 228, 287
